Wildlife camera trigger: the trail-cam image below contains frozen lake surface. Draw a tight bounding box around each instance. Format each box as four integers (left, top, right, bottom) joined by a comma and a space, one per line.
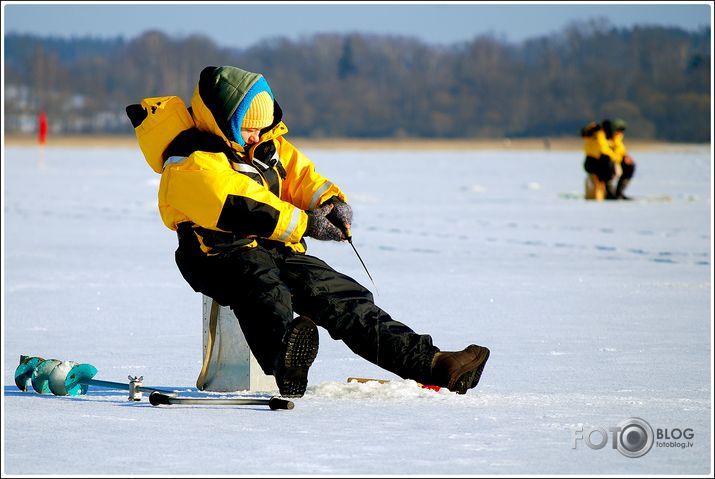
2, 143, 712, 475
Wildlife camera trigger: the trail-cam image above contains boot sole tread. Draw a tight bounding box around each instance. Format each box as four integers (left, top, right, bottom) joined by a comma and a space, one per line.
277, 319, 319, 398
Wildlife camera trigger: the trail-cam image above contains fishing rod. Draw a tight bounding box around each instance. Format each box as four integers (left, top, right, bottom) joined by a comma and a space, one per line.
346, 230, 376, 290
335, 222, 378, 293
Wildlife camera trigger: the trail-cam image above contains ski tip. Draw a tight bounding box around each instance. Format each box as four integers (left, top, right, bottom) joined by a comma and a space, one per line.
268, 397, 295, 410
149, 391, 172, 406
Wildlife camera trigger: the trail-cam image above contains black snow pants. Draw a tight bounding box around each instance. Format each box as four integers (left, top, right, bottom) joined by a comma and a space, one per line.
583, 154, 615, 182
620, 160, 636, 180
174, 223, 438, 384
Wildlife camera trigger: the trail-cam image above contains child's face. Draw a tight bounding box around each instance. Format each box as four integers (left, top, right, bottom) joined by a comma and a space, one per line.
241, 128, 262, 145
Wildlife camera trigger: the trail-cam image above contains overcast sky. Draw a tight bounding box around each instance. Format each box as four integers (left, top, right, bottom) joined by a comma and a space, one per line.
2, 2, 712, 47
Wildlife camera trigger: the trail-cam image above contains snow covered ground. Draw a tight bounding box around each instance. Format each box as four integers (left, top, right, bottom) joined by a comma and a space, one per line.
2, 143, 712, 475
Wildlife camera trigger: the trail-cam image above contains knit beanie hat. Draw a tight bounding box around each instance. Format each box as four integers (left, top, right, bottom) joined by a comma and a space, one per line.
612, 118, 627, 132
227, 75, 275, 146
242, 91, 275, 129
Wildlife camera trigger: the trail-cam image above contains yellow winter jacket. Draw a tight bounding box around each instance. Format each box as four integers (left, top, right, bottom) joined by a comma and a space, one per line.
129, 66, 345, 255
581, 122, 616, 160
609, 132, 627, 165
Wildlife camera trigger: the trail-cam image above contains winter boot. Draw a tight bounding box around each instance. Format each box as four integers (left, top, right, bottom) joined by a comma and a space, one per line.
274, 316, 319, 398
616, 177, 632, 200
605, 180, 618, 200
431, 344, 490, 394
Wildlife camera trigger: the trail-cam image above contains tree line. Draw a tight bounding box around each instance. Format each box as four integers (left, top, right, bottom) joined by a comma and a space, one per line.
3, 20, 711, 142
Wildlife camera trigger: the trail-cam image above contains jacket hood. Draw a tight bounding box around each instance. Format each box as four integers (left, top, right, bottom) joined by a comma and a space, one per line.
190, 66, 278, 148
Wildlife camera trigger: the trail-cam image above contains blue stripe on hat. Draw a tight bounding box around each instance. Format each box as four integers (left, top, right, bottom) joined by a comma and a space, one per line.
229, 77, 274, 147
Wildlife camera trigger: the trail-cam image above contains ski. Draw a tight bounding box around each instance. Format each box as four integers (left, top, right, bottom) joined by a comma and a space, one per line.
148, 391, 294, 410
347, 377, 441, 392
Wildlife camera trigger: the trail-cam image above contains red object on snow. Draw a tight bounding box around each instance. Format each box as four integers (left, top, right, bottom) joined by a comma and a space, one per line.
420, 384, 442, 392
38, 112, 48, 145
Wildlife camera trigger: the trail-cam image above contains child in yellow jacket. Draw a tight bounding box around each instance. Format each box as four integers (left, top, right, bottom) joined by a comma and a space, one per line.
602, 118, 636, 200
581, 121, 618, 199
127, 66, 490, 398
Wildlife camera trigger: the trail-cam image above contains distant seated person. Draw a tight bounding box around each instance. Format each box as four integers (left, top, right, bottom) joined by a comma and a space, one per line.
581, 120, 617, 199
602, 118, 635, 200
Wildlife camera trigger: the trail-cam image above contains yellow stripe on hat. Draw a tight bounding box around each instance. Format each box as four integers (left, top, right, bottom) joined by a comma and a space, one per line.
242, 91, 274, 129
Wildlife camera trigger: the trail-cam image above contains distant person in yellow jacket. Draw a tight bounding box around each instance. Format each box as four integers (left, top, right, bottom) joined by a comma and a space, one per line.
127, 66, 489, 398
581, 121, 618, 199
602, 118, 636, 200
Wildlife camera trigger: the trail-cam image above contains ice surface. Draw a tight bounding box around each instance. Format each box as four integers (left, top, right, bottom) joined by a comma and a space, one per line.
2, 144, 712, 475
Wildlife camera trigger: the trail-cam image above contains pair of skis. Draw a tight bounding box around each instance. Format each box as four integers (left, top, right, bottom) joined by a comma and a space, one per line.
14, 355, 294, 410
